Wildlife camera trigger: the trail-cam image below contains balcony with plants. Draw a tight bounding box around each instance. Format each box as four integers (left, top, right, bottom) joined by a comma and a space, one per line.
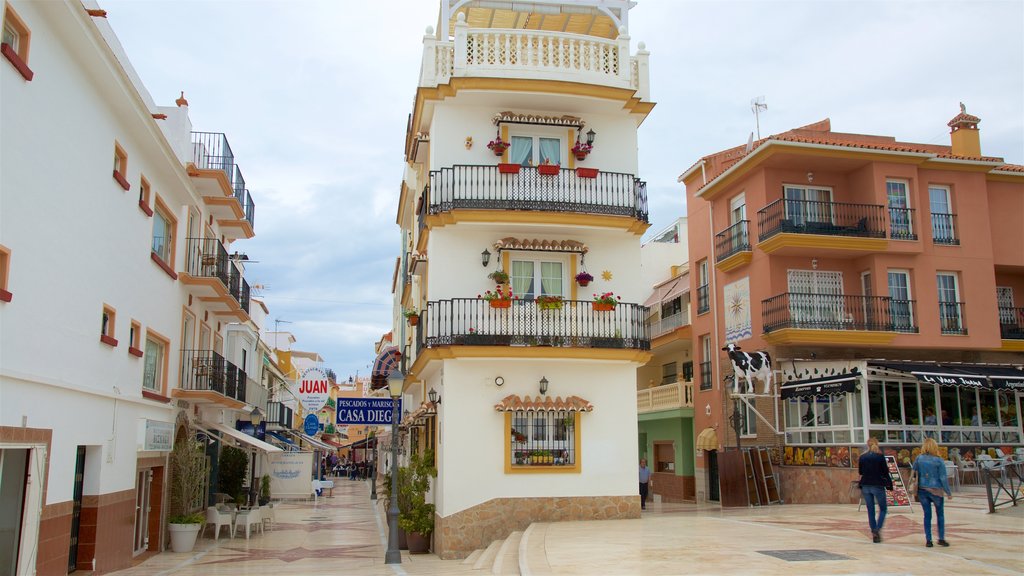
188, 131, 256, 239
414, 292, 649, 355
176, 349, 248, 408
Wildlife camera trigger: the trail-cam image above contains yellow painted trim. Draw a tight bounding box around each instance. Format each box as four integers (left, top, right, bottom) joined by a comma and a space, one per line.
171, 389, 247, 410
217, 219, 255, 239
204, 195, 245, 219
999, 340, 1024, 352
570, 257, 578, 301
416, 226, 430, 253
409, 346, 651, 381
425, 211, 649, 235
763, 328, 896, 345
715, 251, 752, 273
504, 413, 581, 474
396, 181, 409, 226
567, 128, 576, 169
501, 125, 509, 163
758, 233, 888, 254
186, 164, 234, 198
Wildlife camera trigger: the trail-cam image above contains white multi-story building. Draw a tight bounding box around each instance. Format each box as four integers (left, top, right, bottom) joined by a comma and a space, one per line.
0, 2, 275, 573
388, 0, 654, 558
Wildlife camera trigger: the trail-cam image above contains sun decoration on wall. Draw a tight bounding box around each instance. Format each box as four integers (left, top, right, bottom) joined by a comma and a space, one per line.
601, 270, 613, 281
729, 291, 746, 320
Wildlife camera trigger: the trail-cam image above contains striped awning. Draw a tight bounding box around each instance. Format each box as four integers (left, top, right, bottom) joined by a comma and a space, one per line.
493, 395, 594, 413
696, 427, 718, 451
370, 346, 401, 389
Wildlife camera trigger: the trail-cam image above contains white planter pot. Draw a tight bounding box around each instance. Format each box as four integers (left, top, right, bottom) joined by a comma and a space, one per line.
168, 523, 202, 553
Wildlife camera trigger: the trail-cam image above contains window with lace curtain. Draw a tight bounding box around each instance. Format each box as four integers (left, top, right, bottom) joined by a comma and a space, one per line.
510, 257, 565, 301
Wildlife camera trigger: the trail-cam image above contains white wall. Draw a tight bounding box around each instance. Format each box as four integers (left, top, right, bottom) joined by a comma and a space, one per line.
433, 358, 638, 516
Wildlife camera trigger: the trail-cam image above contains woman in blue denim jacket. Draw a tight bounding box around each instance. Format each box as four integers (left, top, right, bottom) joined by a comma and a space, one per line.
912, 438, 952, 547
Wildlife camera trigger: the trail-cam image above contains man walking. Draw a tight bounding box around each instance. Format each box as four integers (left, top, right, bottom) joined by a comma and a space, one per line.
639, 458, 652, 510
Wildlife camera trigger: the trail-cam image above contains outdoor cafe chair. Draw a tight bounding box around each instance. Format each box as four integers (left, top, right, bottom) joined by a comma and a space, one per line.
205, 506, 233, 539
234, 508, 262, 539
944, 460, 960, 491
260, 504, 275, 531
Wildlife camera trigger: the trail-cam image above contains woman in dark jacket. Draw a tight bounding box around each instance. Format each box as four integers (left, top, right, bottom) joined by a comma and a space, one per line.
858, 437, 892, 543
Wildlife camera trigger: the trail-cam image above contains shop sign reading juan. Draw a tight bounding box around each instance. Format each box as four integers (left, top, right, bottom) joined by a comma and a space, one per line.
296, 367, 330, 412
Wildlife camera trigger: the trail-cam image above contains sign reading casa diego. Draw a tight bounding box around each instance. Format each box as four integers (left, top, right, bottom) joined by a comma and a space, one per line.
336, 398, 402, 426
296, 367, 330, 413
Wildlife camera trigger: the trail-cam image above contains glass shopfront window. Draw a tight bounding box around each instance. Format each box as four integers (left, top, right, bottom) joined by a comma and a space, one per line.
784, 392, 864, 445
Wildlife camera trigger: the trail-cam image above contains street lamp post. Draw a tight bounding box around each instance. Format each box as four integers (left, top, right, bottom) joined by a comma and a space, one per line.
728, 398, 744, 452
385, 371, 404, 564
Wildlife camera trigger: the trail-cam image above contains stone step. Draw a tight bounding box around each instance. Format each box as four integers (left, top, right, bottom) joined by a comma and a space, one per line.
519, 523, 552, 576
473, 539, 503, 571
463, 548, 484, 565
492, 530, 522, 575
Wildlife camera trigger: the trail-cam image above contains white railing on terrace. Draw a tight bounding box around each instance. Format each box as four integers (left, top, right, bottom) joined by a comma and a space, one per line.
649, 310, 690, 338
637, 380, 694, 413
420, 17, 650, 99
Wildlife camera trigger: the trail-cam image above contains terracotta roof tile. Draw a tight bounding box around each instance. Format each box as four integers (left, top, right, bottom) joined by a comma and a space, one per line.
494, 394, 594, 412
995, 163, 1024, 173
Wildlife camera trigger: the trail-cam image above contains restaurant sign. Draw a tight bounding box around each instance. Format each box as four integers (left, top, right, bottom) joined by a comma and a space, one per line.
138, 419, 173, 452
916, 372, 985, 388
295, 367, 331, 413
336, 398, 401, 426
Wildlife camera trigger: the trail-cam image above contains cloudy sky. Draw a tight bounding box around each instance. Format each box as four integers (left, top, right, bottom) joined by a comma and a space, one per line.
102, 0, 1023, 381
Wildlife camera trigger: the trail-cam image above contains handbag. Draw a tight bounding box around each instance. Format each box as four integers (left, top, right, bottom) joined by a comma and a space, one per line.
848, 480, 862, 501
907, 469, 918, 500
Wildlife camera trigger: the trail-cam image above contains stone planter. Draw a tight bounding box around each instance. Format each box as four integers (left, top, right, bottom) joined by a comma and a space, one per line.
406, 531, 431, 554
168, 523, 201, 553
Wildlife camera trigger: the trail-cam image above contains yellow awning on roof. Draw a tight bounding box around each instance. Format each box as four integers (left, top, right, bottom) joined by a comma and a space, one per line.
448, 5, 621, 40
695, 427, 718, 451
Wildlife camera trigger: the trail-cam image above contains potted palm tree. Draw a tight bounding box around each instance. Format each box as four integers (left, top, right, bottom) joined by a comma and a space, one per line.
398, 450, 436, 554
167, 434, 206, 553
259, 474, 272, 506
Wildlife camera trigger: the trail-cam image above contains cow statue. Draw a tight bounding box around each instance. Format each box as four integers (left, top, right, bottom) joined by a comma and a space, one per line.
722, 343, 773, 395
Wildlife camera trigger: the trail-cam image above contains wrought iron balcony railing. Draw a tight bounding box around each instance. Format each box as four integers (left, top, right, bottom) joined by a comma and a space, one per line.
931, 212, 958, 245
699, 360, 712, 391
267, 401, 294, 429
227, 265, 251, 315
715, 220, 751, 262
190, 132, 235, 181
762, 293, 920, 333
426, 165, 648, 223
696, 285, 709, 315
245, 377, 268, 413
415, 298, 650, 354
180, 349, 247, 403
758, 198, 887, 242
999, 306, 1024, 340
889, 207, 917, 240
183, 237, 230, 285
231, 165, 256, 227
939, 301, 967, 335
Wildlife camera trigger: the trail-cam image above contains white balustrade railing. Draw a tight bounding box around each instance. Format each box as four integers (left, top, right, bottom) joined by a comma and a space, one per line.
636, 380, 694, 413
246, 378, 268, 412
421, 22, 649, 97
649, 309, 691, 338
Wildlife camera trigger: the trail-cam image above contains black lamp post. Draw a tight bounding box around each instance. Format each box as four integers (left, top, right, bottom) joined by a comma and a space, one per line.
728, 399, 744, 452
369, 431, 378, 501
385, 370, 404, 564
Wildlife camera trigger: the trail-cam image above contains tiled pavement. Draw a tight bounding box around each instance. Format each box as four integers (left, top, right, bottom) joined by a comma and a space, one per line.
112, 479, 1023, 575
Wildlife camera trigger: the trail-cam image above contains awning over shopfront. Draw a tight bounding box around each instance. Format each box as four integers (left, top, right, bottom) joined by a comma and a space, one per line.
642, 275, 689, 308
292, 431, 335, 451
265, 430, 299, 451
695, 427, 718, 451
871, 362, 1024, 390
780, 371, 861, 399
371, 346, 401, 389
211, 423, 282, 453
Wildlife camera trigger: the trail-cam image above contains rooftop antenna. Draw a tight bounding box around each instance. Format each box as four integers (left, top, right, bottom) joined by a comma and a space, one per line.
273, 318, 292, 349
751, 96, 767, 140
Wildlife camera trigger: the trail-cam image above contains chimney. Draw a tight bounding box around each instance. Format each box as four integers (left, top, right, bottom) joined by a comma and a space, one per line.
947, 103, 981, 157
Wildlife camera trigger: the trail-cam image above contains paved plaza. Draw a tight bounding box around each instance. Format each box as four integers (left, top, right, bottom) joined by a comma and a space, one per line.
111, 478, 1023, 575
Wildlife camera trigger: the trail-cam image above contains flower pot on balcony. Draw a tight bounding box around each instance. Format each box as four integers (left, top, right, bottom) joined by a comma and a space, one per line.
489, 300, 512, 309
574, 152, 589, 161
593, 303, 616, 311
577, 280, 591, 287
407, 315, 419, 326
575, 167, 599, 179
498, 163, 521, 174
490, 144, 508, 156
537, 164, 560, 176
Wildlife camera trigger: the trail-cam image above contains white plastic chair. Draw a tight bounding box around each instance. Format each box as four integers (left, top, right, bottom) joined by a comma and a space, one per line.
958, 458, 979, 484
205, 506, 233, 539
233, 508, 261, 539
944, 460, 959, 492
260, 504, 275, 531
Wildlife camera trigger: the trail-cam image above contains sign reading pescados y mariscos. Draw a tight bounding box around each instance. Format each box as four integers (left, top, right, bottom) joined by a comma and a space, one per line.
296, 367, 330, 413
336, 398, 402, 425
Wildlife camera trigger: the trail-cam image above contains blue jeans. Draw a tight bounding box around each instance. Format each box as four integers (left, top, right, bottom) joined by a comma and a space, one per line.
862, 485, 887, 533
918, 489, 945, 542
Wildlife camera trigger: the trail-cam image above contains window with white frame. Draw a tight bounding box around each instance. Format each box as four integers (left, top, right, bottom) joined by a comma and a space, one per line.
508, 130, 564, 167
936, 272, 963, 334
929, 185, 956, 244
661, 362, 677, 385
510, 257, 565, 300
783, 185, 833, 225
887, 180, 914, 239
785, 392, 860, 445
142, 334, 166, 392
152, 201, 174, 265
887, 270, 914, 331
741, 400, 757, 437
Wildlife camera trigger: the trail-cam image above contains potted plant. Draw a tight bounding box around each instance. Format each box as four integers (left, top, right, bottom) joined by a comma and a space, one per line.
259, 474, 272, 506
575, 271, 594, 287
487, 269, 509, 284
592, 291, 621, 311
479, 285, 516, 309
398, 450, 437, 554
487, 136, 509, 156
403, 308, 420, 326
536, 294, 564, 310
167, 434, 206, 553
572, 140, 592, 161
575, 167, 599, 178
537, 160, 560, 176
498, 162, 522, 174
219, 446, 249, 506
